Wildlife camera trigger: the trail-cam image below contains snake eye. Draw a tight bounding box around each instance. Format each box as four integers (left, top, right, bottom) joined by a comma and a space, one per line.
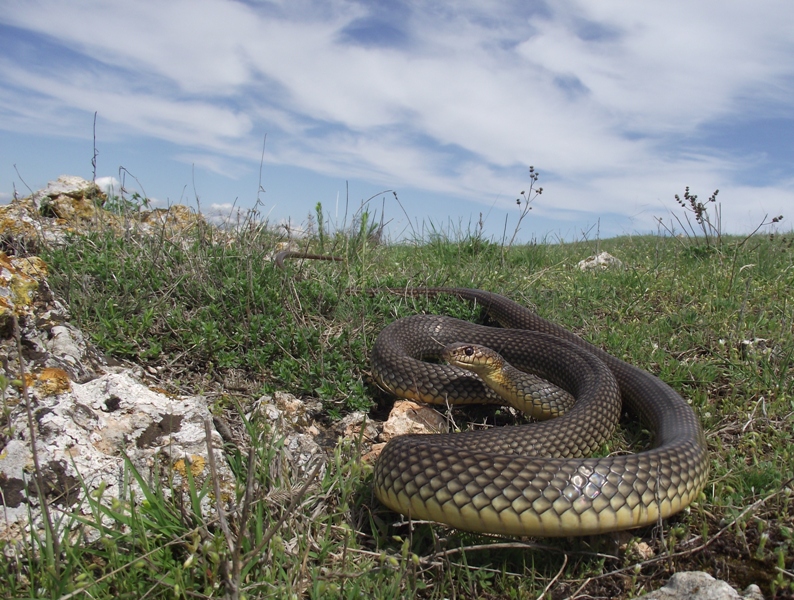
464, 346, 474, 356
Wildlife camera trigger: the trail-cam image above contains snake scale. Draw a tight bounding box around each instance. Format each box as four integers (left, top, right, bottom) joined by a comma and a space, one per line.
276, 252, 709, 536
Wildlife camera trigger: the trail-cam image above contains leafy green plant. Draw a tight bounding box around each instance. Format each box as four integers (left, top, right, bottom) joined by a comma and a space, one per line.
103, 190, 152, 215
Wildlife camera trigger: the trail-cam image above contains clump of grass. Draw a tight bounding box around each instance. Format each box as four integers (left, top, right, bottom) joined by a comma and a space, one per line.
676, 186, 722, 251
657, 185, 785, 260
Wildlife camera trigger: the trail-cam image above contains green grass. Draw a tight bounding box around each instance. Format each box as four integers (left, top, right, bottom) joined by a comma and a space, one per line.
3, 205, 793, 599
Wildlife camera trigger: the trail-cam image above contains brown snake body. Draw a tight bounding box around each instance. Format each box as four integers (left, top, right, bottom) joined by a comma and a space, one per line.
275, 252, 709, 536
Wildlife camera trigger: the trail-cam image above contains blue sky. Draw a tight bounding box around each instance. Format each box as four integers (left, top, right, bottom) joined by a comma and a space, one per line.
1, 0, 792, 242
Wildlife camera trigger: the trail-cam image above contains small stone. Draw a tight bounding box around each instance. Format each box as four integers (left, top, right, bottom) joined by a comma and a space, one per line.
255, 393, 327, 480
362, 442, 387, 463
381, 400, 448, 442
577, 251, 624, 271
630, 541, 655, 561
340, 411, 379, 441
741, 584, 764, 600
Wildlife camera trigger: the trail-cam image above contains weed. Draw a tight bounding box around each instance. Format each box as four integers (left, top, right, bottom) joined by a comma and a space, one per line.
506, 165, 543, 249
677, 186, 722, 251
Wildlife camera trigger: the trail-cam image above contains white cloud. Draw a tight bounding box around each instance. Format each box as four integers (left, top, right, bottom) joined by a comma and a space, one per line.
172, 153, 252, 179
0, 63, 254, 145
95, 176, 120, 196
205, 202, 242, 225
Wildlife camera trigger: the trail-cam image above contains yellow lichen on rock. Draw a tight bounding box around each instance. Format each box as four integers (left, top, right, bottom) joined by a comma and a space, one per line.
46, 193, 113, 227
23, 367, 73, 397
0, 252, 48, 327
0, 213, 40, 248
173, 455, 207, 478
9, 256, 48, 280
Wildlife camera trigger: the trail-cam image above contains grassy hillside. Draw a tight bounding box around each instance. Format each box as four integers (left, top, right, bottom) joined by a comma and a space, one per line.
6, 208, 793, 599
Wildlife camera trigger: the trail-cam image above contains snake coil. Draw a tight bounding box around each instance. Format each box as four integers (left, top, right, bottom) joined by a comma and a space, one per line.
371, 288, 709, 536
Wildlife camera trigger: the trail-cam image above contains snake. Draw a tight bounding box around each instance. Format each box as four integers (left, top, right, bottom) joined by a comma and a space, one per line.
275, 252, 709, 536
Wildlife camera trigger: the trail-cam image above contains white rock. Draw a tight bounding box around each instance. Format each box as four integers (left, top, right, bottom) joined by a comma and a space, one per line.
30, 175, 98, 205
639, 572, 764, 600
577, 251, 624, 271
339, 411, 380, 444
0, 371, 234, 541
0, 178, 246, 546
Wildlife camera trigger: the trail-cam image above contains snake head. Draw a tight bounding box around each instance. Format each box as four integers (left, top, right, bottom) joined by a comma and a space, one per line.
442, 342, 505, 378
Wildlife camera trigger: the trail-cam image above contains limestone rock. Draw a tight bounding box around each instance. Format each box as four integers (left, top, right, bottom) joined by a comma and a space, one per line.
0, 177, 230, 545
363, 399, 451, 462
0, 371, 234, 541
339, 411, 379, 445
0, 176, 111, 253
138, 205, 207, 238
0, 250, 105, 385
338, 411, 381, 462
638, 572, 764, 600
578, 251, 624, 271
0, 175, 208, 256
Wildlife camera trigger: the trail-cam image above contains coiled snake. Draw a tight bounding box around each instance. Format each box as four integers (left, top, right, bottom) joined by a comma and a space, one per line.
276, 252, 709, 536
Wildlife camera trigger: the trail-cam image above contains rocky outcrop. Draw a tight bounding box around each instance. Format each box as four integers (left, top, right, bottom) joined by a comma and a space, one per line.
0, 175, 208, 256
0, 177, 230, 543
